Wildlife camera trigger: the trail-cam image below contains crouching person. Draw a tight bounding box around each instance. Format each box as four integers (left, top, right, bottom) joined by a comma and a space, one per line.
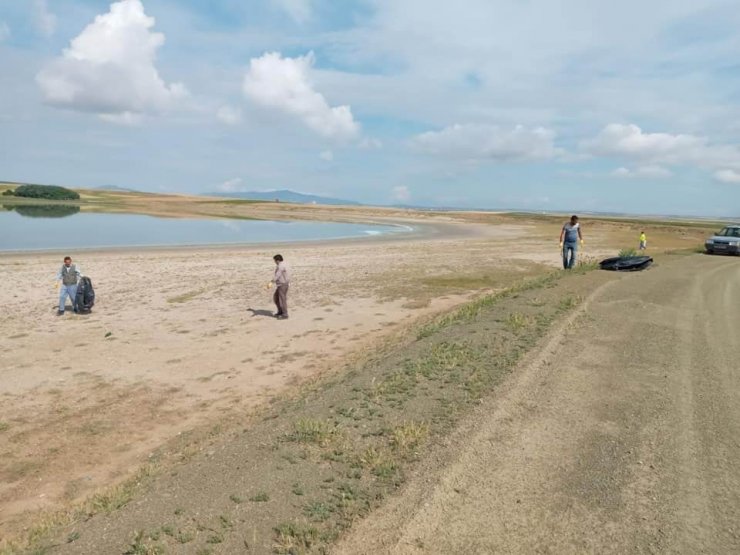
56, 256, 81, 315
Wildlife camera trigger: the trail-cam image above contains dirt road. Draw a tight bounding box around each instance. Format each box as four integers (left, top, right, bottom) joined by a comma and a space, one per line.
336, 254, 740, 554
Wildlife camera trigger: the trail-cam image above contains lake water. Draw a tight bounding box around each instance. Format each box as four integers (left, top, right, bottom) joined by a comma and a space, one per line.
0, 206, 411, 251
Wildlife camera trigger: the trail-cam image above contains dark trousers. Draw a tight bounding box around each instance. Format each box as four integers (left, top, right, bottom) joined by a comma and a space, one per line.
273, 284, 289, 316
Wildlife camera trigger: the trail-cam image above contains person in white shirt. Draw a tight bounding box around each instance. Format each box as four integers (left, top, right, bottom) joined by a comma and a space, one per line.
55, 256, 81, 315
270, 254, 291, 319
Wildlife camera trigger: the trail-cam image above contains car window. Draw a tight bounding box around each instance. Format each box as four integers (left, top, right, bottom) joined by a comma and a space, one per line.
730, 228, 740, 237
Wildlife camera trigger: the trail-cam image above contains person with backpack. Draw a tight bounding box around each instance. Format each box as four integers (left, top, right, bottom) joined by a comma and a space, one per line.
559, 215, 584, 270
56, 256, 81, 315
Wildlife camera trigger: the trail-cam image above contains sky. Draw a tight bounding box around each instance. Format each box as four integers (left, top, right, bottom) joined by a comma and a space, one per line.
1, 0, 740, 216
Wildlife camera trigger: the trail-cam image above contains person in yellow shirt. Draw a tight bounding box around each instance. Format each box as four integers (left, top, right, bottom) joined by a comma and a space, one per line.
639, 231, 647, 251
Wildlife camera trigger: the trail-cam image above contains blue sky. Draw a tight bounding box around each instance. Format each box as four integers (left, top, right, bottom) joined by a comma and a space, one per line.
1, 0, 740, 216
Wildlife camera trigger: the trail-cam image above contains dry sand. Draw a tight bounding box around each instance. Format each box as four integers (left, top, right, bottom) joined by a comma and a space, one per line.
0, 217, 527, 535
0, 208, 709, 538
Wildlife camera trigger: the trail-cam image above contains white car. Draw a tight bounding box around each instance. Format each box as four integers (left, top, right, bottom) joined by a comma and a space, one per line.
705, 225, 740, 255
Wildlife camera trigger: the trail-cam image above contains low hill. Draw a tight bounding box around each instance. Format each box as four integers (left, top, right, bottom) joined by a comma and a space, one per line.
207, 189, 362, 206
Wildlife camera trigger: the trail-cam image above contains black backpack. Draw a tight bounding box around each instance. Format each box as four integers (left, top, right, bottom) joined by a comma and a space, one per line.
75, 277, 95, 313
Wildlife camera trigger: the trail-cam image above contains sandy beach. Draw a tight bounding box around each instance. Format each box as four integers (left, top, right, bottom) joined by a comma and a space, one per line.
0, 204, 712, 538
0, 215, 526, 532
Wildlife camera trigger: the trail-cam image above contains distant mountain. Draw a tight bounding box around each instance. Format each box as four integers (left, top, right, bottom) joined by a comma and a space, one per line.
208, 189, 362, 206
95, 185, 138, 192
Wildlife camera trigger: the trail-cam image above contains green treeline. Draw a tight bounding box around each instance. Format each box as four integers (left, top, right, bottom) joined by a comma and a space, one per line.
2, 184, 80, 201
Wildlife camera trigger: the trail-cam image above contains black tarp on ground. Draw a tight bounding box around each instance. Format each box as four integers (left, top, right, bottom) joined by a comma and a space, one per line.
599, 256, 653, 272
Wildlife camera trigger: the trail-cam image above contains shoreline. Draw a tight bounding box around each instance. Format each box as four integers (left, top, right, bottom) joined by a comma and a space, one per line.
0, 219, 484, 257
0, 216, 523, 535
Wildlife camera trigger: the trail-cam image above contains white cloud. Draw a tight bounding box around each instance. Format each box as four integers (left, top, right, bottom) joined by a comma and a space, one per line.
359, 138, 383, 150
713, 169, 740, 184
612, 165, 672, 179
243, 51, 360, 140
216, 105, 242, 125
99, 112, 143, 126
33, 0, 56, 37
585, 123, 740, 171
319, 150, 333, 161
587, 124, 705, 162
36, 0, 187, 120
392, 185, 411, 203
272, 0, 312, 23
0, 22, 10, 42
412, 124, 559, 162
217, 178, 244, 192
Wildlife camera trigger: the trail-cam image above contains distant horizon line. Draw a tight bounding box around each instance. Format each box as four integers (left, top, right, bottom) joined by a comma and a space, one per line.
1, 179, 737, 222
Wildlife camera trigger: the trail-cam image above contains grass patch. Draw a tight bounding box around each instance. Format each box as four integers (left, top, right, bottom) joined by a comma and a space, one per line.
249, 492, 270, 503
122, 531, 164, 555
505, 312, 533, 333
390, 421, 429, 456
558, 296, 582, 311
287, 418, 337, 446
273, 522, 320, 554
167, 289, 205, 304
1, 462, 159, 554
416, 271, 562, 339
0, 421, 9, 433
175, 530, 194, 544
572, 255, 601, 274
304, 501, 333, 522
357, 446, 398, 478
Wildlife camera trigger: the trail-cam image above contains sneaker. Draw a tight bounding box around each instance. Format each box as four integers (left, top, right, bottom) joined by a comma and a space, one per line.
57, 310, 64, 316
277, 315, 289, 320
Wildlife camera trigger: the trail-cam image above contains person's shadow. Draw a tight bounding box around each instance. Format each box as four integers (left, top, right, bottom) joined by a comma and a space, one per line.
247, 308, 275, 318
